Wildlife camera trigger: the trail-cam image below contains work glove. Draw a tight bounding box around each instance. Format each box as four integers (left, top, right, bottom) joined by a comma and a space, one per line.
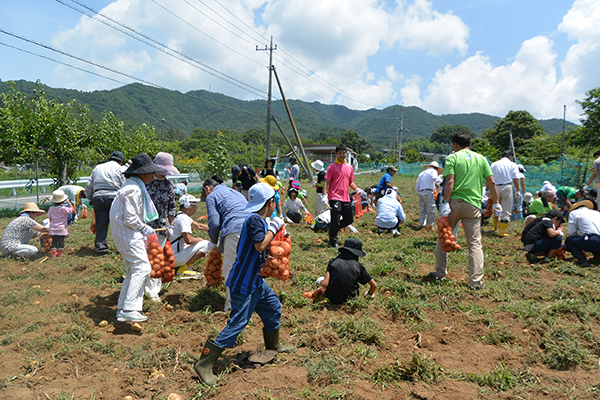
441, 202, 451, 217
141, 225, 155, 237
311, 181, 317, 187
207, 241, 217, 251
284, 217, 293, 224
322, 194, 328, 204
584, 185, 590, 190
268, 217, 285, 235
515, 191, 521, 200
316, 276, 325, 286
493, 203, 503, 217
364, 290, 375, 299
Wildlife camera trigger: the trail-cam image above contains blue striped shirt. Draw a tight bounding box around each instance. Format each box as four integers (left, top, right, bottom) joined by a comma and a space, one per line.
226, 213, 268, 295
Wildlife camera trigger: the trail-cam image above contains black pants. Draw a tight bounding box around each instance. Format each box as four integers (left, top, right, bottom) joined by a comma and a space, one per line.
92, 195, 114, 255
329, 200, 353, 240
51, 235, 65, 249
286, 210, 302, 224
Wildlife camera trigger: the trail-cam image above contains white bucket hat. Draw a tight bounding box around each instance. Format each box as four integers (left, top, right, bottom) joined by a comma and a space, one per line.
523, 192, 534, 203
311, 160, 324, 172
179, 194, 200, 208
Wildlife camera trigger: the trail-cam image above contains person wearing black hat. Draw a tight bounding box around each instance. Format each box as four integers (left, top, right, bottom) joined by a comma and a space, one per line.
260, 157, 279, 179
109, 153, 166, 323
238, 163, 258, 200
521, 209, 564, 264
85, 150, 126, 256
315, 238, 377, 304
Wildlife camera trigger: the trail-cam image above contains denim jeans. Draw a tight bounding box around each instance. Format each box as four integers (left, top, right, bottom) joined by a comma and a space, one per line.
214, 279, 281, 348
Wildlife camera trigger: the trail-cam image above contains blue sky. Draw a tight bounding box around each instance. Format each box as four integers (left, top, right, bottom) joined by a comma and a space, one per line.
1, 0, 598, 123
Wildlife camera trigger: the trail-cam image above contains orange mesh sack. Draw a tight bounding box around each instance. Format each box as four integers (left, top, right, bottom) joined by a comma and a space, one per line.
147, 234, 165, 280
81, 204, 89, 219
161, 240, 176, 283
41, 233, 52, 255
484, 198, 493, 218
260, 228, 291, 281
353, 193, 364, 218
90, 211, 96, 234
302, 287, 325, 301
204, 248, 223, 287
437, 216, 461, 252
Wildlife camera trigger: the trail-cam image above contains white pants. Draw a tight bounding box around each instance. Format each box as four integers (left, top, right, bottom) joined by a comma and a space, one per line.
418, 190, 437, 227
315, 193, 327, 216
144, 235, 167, 299
498, 184, 514, 222
12, 244, 39, 258
222, 232, 241, 311
173, 239, 209, 267
117, 239, 151, 312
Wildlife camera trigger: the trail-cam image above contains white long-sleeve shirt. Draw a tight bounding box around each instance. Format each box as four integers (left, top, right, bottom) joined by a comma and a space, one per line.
376, 193, 406, 229
568, 207, 600, 236
490, 157, 519, 186
415, 168, 442, 192
109, 179, 147, 253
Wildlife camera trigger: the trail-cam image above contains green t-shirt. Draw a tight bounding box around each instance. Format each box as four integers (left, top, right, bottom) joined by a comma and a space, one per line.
556, 186, 577, 201
528, 197, 553, 217
443, 149, 493, 209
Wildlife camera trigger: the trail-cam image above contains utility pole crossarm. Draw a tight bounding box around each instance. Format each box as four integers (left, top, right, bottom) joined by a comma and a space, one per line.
256, 36, 277, 158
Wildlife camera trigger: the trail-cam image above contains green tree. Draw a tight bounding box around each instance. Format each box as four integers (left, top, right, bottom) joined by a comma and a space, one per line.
471, 138, 500, 161
430, 125, 473, 144
482, 110, 546, 154
201, 131, 232, 179
0, 81, 94, 186
568, 87, 600, 150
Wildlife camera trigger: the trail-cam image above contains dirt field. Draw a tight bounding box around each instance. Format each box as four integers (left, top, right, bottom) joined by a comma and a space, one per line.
1, 174, 600, 400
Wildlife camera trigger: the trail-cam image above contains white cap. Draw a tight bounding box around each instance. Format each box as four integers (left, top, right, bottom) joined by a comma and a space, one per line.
179, 194, 200, 208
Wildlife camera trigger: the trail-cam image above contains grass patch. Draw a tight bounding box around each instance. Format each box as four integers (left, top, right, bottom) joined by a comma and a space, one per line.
305, 353, 348, 386
481, 325, 517, 345
543, 326, 591, 370
326, 315, 385, 346
372, 352, 443, 384
188, 287, 225, 313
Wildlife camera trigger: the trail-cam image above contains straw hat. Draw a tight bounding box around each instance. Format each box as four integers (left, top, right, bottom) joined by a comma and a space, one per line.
20, 202, 45, 214
570, 199, 594, 212
424, 161, 443, 174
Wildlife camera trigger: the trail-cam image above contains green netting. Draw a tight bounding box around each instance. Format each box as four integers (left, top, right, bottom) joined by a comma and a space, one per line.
356, 155, 594, 193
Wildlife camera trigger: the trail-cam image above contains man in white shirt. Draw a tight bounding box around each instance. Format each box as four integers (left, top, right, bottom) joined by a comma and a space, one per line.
513, 164, 526, 221
490, 150, 520, 237
85, 151, 126, 256
415, 161, 442, 231
565, 200, 600, 267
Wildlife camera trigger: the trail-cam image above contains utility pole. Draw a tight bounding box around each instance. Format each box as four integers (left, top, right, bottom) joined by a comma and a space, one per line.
161, 118, 166, 152
256, 36, 277, 158
33, 89, 39, 203
560, 105, 566, 185
398, 106, 404, 171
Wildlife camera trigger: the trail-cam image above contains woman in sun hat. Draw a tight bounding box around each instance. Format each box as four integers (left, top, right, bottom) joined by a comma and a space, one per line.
0, 202, 49, 258
143, 152, 180, 301
110, 153, 166, 323
260, 157, 279, 179
47, 189, 76, 258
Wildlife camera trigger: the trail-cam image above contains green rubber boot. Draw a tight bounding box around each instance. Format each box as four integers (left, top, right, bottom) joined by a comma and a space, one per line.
194, 340, 223, 386
263, 328, 295, 353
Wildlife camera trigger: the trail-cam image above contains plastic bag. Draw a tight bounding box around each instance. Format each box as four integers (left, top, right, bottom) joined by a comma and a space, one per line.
260, 228, 291, 281
437, 216, 460, 252
204, 248, 223, 286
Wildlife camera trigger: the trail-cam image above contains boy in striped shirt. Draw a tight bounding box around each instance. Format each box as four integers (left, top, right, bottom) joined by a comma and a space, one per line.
195, 183, 294, 385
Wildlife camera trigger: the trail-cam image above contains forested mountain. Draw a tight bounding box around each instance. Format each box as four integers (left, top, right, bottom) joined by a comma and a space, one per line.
0, 80, 577, 147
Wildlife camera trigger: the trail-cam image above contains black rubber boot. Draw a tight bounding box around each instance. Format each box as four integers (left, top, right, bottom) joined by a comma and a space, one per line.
328, 236, 339, 248
194, 340, 224, 386
263, 328, 295, 353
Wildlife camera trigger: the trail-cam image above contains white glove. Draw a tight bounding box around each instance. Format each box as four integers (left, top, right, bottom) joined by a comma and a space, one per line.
316, 276, 325, 286
268, 217, 285, 235
322, 194, 328, 203
207, 241, 217, 251
284, 217, 293, 223
441, 202, 451, 217
515, 191, 521, 199
312, 181, 317, 187
584, 185, 590, 190
493, 203, 502, 217
356, 188, 363, 195
141, 225, 155, 237
364, 290, 375, 299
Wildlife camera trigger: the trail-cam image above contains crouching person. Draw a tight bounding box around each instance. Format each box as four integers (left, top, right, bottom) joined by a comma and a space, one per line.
522, 209, 564, 264
375, 188, 405, 236
171, 194, 210, 278
316, 238, 377, 304
195, 183, 294, 386
565, 200, 600, 267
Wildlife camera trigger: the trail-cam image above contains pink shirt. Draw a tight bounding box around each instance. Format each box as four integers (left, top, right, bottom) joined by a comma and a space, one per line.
48, 204, 74, 236
325, 162, 355, 202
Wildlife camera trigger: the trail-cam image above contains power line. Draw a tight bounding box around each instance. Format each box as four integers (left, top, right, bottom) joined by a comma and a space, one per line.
0, 31, 261, 116
57, 0, 267, 98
